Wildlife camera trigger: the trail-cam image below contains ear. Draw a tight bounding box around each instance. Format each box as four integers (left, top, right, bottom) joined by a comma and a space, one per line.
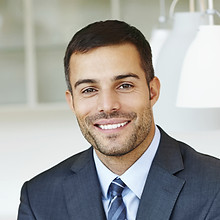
65, 90, 75, 113
149, 77, 160, 107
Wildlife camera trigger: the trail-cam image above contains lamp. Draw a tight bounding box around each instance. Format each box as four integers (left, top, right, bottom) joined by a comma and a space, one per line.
150, 0, 171, 66
153, 11, 210, 131
177, 0, 220, 108
153, 0, 220, 131
177, 25, 220, 108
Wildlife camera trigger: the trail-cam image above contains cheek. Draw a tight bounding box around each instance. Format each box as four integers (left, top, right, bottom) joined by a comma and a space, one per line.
121, 92, 149, 111
73, 98, 96, 119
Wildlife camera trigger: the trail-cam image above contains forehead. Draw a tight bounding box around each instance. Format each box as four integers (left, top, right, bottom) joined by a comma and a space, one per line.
69, 43, 144, 82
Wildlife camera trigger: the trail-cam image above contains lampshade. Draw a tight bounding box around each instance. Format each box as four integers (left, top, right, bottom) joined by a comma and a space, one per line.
177, 25, 220, 108
150, 28, 170, 66
150, 0, 170, 66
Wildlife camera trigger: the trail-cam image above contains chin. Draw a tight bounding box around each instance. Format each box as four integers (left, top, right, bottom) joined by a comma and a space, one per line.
95, 144, 136, 157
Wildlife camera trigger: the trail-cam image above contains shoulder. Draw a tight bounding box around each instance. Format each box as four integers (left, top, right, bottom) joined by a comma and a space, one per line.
156, 126, 220, 218
178, 140, 220, 180
18, 147, 95, 218
26, 147, 93, 187
159, 127, 220, 180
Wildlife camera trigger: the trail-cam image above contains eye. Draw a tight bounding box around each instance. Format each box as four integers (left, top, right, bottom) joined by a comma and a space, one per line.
118, 83, 134, 90
82, 87, 97, 94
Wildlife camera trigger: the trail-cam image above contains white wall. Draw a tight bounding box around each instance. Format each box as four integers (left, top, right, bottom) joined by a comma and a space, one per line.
0, 107, 90, 219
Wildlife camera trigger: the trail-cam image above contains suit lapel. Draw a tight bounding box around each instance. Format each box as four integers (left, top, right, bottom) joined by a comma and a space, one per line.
136, 164, 185, 220
137, 128, 185, 220
61, 128, 185, 220
63, 148, 106, 220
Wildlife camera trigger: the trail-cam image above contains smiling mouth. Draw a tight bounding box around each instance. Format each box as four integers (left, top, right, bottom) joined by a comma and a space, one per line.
95, 121, 129, 130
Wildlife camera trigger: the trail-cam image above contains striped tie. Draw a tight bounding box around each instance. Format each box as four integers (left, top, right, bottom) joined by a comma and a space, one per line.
108, 178, 126, 220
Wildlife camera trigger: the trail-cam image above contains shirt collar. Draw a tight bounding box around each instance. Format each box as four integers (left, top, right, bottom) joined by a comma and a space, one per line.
93, 126, 161, 199
93, 150, 117, 199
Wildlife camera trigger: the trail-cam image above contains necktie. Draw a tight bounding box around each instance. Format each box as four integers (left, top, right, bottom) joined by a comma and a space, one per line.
108, 178, 127, 220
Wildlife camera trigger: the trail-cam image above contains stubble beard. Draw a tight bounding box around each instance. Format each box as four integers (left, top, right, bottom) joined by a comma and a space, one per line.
76, 106, 153, 157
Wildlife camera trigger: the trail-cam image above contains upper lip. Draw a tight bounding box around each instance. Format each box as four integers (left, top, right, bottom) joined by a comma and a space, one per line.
94, 118, 131, 126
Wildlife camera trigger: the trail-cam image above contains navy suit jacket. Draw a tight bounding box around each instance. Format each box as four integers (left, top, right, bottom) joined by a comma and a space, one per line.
18, 128, 220, 219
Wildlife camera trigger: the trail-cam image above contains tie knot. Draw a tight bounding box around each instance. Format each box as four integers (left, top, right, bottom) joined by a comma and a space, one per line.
109, 178, 126, 197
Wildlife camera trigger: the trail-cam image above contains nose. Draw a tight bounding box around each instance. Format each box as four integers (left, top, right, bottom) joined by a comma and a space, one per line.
97, 90, 120, 113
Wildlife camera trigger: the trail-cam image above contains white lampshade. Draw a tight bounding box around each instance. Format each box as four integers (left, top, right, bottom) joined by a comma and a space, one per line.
177, 25, 220, 108
150, 28, 170, 66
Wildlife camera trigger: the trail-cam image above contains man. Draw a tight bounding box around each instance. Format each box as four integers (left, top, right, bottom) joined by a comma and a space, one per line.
18, 20, 220, 220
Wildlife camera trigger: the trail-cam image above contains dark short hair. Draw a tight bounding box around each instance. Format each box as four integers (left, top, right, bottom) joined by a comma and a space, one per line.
64, 20, 154, 93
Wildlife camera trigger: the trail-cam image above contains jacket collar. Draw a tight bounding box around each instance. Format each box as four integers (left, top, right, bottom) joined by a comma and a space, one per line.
63, 148, 106, 220
136, 127, 185, 220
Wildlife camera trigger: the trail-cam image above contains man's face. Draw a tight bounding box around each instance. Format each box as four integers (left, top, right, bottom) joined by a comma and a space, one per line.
66, 43, 159, 157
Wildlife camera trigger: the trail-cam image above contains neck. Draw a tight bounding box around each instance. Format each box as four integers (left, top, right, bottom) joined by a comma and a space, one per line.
95, 125, 155, 175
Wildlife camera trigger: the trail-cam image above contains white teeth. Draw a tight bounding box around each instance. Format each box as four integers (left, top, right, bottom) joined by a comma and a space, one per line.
99, 122, 128, 130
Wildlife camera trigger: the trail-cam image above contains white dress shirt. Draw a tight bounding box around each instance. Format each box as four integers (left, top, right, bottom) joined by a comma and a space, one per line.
93, 126, 161, 220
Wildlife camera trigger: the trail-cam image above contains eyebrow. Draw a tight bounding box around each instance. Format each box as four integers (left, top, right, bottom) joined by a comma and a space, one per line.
74, 73, 140, 89
114, 73, 140, 81
74, 79, 98, 88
